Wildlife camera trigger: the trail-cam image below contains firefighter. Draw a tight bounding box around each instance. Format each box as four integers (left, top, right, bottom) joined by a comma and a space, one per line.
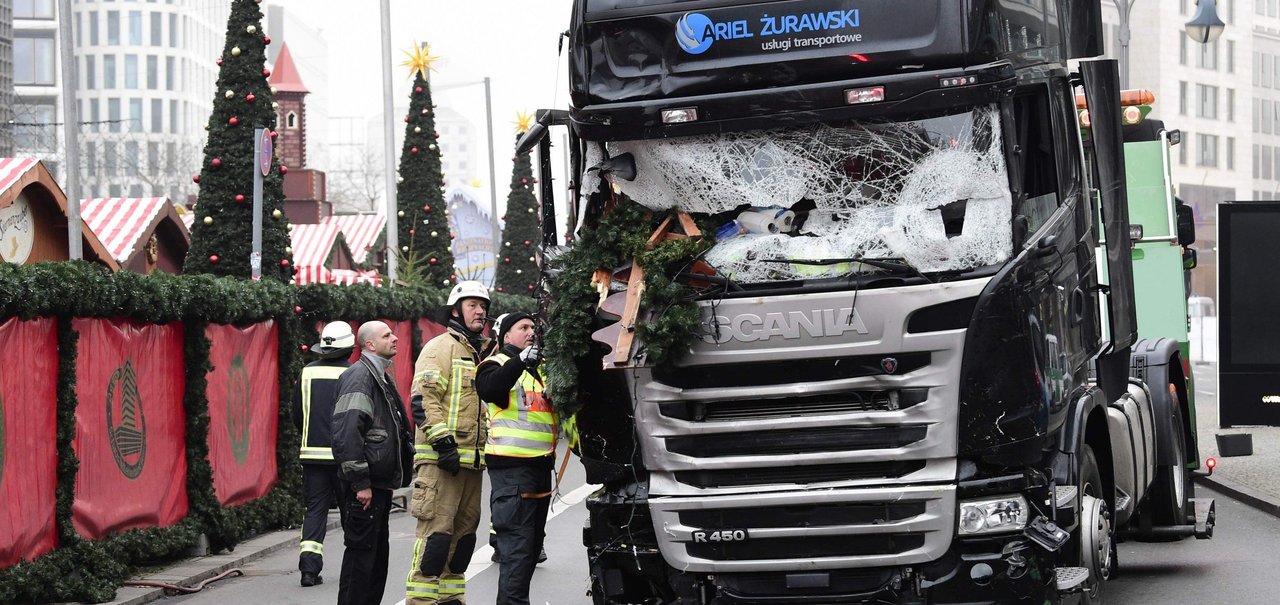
405, 280, 492, 605
293, 321, 355, 587
476, 312, 555, 605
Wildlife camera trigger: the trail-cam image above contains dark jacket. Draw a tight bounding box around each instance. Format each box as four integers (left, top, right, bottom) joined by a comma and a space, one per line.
292, 357, 352, 465
332, 354, 412, 491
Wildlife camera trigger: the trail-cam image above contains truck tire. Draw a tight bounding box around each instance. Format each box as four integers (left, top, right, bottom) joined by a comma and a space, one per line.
1149, 384, 1190, 527
1078, 445, 1115, 604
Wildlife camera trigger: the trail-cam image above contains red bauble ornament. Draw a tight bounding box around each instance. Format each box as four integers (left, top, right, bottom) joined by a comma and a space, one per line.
504, 257, 511, 263
209, 255, 219, 263
521, 178, 528, 184
294, 306, 302, 314
434, 132, 441, 139
450, 233, 456, 240
415, 86, 423, 93
228, 116, 239, 126
193, 174, 201, 184
211, 157, 222, 167
269, 130, 278, 139
497, 287, 504, 292
216, 56, 224, 66
235, 194, 245, 202
280, 165, 289, 174
263, 68, 271, 77
301, 344, 309, 352
246, 93, 256, 103
527, 284, 536, 291
404, 116, 410, 123
281, 259, 291, 267
264, 35, 272, 45
523, 240, 531, 245
409, 229, 415, 235
423, 205, 431, 212
429, 258, 438, 265
411, 147, 419, 154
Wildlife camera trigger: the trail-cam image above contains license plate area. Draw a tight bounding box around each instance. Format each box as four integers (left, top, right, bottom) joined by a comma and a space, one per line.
690, 528, 750, 543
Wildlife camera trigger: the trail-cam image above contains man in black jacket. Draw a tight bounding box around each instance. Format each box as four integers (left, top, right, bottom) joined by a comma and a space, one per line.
293, 321, 355, 587
332, 321, 413, 605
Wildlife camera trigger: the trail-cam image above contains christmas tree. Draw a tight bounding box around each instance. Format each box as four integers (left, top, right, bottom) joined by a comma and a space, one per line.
184, 0, 292, 280
395, 43, 454, 288
494, 113, 541, 296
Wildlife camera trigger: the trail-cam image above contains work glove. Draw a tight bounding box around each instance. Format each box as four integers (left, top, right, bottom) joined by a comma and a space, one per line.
433, 435, 461, 476
519, 345, 542, 365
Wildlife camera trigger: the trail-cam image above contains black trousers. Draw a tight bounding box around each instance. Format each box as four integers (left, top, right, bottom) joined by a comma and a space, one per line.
337, 485, 392, 605
489, 463, 552, 605
299, 464, 343, 575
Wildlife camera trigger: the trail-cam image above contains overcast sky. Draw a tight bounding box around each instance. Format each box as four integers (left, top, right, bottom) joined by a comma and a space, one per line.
267, 0, 577, 218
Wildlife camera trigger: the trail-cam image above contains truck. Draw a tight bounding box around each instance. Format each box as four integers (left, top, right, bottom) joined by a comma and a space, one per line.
517, 1, 1215, 603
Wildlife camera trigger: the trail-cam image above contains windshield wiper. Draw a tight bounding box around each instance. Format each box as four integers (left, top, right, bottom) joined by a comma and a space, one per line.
760, 256, 934, 284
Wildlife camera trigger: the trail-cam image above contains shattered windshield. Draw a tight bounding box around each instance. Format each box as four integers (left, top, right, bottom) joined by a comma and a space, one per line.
586, 104, 1013, 282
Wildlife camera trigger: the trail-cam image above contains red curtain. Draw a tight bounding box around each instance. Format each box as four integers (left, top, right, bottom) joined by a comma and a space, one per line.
71, 319, 187, 540
205, 322, 280, 507
0, 317, 59, 568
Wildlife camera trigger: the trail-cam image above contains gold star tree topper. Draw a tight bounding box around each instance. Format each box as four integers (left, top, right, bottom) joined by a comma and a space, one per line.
514, 111, 535, 135
402, 42, 439, 80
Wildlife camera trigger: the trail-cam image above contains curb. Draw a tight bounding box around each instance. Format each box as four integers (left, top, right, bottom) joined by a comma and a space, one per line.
90, 518, 341, 605
1195, 475, 1280, 520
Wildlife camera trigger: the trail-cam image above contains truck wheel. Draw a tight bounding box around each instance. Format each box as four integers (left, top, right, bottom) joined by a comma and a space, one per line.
1149, 383, 1190, 527
1078, 445, 1115, 604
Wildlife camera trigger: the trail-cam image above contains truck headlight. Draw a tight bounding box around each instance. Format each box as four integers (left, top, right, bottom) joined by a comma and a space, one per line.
958, 495, 1029, 535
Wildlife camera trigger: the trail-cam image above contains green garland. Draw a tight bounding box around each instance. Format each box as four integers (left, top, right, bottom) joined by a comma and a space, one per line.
544, 201, 712, 417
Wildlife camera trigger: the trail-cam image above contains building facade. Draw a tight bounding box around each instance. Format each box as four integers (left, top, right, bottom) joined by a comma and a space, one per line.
0, 0, 14, 158
10, 0, 229, 202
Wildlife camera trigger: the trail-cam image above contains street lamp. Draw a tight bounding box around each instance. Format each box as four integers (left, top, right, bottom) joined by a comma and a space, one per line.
1185, 0, 1226, 44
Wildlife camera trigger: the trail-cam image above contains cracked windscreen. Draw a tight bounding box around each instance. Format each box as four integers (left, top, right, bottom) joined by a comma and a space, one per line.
585, 104, 1013, 282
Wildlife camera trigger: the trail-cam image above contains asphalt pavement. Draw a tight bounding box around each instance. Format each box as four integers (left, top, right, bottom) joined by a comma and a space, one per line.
80, 361, 1280, 605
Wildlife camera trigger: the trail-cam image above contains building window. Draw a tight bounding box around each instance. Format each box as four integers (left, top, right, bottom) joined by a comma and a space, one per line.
1196, 84, 1218, 119
169, 99, 178, 133
86, 141, 97, 177
90, 98, 100, 131
14, 34, 56, 85
146, 55, 157, 89
109, 98, 122, 132
166, 56, 174, 91
129, 11, 142, 45
105, 142, 118, 176
1227, 137, 1235, 170
129, 98, 142, 132
13, 102, 56, 150
85, 55, 96, 89
287, 112, 298, 129
1179, 81, 1188, 115
75, 13, 83, 45
1256, 51, 1262, 86
150, 98, 162, 132
147, 142, 159, 173
1254, 98, 1261, 133
104, 54, 117, 88
1180, 34, 1187, 66
1180, 131, 1189, 165
90, 11, 100, 45
107, 10, 120, 45
1227, 40, 1235, 73
15, 0, 56, 19
169, 13, 177, 47
1196, 40, 1219, 70
1259, 143, 1269, 178
125, 54, 138, 88
1254, 144, 1261, 179
1227, 88, 1235, 122
150, 12, 162, 46
1264, 100, 1274, 135
1265, 54, 1274, 88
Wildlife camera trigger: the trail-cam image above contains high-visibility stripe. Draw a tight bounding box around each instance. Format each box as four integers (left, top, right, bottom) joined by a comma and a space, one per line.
440, 577, 465, 595
299, 540, 323, 555
299, 365, 346, 461
413, 448, 482, 465
485, 364, 555, 458
334, 392, 374, 416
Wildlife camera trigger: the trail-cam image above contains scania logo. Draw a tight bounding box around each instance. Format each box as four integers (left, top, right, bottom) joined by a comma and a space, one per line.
705, 307, 869, 343
676, 13, 715, 54
228, 355, 252, 464
106, 360, 146, 480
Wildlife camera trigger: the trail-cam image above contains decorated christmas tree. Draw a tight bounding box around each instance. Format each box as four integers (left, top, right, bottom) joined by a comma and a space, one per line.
494, 113, 541, 296
395, 43, 454, 288
184, 0, 293, 280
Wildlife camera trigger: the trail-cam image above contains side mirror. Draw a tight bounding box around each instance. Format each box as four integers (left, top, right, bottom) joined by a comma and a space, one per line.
1175, 200, 1196, 247
1183, 247, 1198, 270
590, 152, 637, 182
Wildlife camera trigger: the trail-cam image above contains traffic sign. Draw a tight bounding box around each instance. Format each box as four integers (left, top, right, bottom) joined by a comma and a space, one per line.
258, 131, 273, 176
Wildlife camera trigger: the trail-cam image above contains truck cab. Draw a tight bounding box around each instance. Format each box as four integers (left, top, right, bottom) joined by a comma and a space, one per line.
519, 1, 1213, 603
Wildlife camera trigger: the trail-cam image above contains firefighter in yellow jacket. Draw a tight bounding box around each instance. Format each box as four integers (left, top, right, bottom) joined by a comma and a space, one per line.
405, 280, 491, 605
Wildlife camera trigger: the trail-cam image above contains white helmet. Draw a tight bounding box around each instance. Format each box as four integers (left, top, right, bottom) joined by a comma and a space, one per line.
316, 321, 355, 352
447, 280, 491, 306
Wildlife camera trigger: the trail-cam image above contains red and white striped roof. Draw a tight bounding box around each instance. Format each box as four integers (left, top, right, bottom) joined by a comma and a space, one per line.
179, 210, 195, 230
80, 197, 173, 263
0, 158, 38, 195
290, 222, 340, 267
327, 214, 384, 264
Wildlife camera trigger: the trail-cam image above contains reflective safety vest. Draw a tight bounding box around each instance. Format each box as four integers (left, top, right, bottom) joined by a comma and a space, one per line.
298, 362, 349, 462
481, 354, 556, 458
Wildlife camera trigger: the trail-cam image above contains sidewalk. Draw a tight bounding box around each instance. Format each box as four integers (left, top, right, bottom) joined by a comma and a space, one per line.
1191, 362, 1280, 517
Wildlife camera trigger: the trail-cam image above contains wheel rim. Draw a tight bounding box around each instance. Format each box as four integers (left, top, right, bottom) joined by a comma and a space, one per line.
1081, 492, 1113, 596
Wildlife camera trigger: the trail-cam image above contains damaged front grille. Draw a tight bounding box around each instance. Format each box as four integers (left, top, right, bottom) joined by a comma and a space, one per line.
688, 534, 927, 561
659, 388, 929, 421
678, 501, 927, 529
673, 461, 927, 489
665, 425, 928, 458
652, 352, 931, 389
